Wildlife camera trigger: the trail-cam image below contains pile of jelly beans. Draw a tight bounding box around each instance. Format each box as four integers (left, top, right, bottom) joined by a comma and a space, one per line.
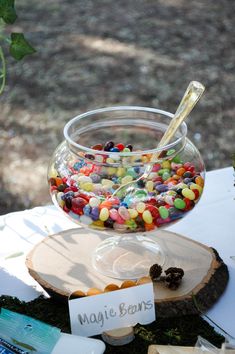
49, 141, 204, 232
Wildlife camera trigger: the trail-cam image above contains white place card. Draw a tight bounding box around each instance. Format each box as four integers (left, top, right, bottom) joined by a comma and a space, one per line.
69, 283, 156, 337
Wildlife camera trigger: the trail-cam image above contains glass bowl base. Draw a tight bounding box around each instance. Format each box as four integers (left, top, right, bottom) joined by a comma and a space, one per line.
92, 234, 165, 279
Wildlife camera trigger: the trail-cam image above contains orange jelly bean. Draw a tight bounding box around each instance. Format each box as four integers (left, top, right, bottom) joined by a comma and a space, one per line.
195, 176, 204, 187
176, 167, 186, 176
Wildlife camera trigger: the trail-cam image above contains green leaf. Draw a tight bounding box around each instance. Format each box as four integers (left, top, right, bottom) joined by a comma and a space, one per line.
0, 0, 17, 24
9, 32, 36, 60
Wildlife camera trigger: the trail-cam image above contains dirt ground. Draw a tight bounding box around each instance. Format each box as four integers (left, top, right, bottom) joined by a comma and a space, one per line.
0, 0, 234, 215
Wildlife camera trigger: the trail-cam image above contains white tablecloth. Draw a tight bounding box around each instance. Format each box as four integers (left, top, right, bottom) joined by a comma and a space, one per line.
0, 167, 234, 337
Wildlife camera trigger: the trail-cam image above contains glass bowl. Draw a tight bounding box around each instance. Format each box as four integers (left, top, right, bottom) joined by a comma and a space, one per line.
48, 106, 205, 279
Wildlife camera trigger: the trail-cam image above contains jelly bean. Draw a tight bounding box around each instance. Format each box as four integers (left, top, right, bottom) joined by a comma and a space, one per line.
104, 141, 114, 151
176, 167, 186, 176
92, 220, 104, 228
83, 204, 91, 215
158, 168, 170, 176
166, 149, 175, 156
91, 144, 103, 150
116, 143, 125, 151
121, 175, 133, 184
164, 195, 174, 206
189, 182, 203, 194
126, 144, 133, 151
195, 176, 204, 187
156, 184, 168, 193
128, 208, 138, 218
118, 206, 130, 220
192, 188, 200, 199
80, 215, 93, 225
123, 147, 131, 153
90, 207, 100, 221
152, 164, 161, 172
136, 202, 146, 213
182, 188, 195, 200
104, 218, 115, 228
89, 197, 100, 207
146, 180, 154, 192
125, 219, 137, 230
142, 210, 153, 224
57, 192, 65, 207
159, 206, 169, 219
68, 211, 80, 220
94, 155, 104, 163
107, 167, 117, 175
183, 171, 192, 178
116, 215, 125, 224
77, 176, 92, 184
71, 197, 87, 214
109, 208, 119, 220
134, 190, 148, 199
146, 204, 159, 218
100, 200, 113, 209
99, 207, 109, 221
174, 198, 186, 210
145, 222, 155, 231
116, 167, 126, 177
126, 168, 138, 178
110, 147, 120, 152
172, 155, 182, 163
101, 179, 114, 188
81, 182, 94, 192
162, 160, 171, 169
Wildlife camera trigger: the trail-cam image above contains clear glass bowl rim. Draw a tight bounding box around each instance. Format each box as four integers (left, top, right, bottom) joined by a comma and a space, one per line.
63, 105, 188, 156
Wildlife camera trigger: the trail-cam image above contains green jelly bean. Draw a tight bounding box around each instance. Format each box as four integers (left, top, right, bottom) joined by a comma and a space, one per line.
172, 155, 183, 163
158, 168, 170, 176
174, 198, 186, 210
162, 171, 171, 181
134, 190, 148, 199
159, 206, 169, 219
166, 149, 175, 156
126, 168, 138, 178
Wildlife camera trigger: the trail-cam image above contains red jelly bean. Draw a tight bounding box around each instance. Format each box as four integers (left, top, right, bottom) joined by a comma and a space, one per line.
71, 197, 87, 214
116, 143, 125, 151
146, 204, 159, 218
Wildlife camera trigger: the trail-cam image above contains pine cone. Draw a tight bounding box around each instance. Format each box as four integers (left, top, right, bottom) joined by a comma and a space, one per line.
164, 267, 184, 290
149, 264, 162, 281
165, 267, 184, 277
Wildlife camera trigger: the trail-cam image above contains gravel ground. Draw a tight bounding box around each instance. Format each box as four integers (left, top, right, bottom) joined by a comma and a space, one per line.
0, 0, 234, 214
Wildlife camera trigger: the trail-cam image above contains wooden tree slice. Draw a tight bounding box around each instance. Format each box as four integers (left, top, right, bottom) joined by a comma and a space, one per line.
26, 228, 228, 317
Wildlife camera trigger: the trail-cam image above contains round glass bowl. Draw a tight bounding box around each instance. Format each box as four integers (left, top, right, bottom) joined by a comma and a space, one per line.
48, 106, 205, 279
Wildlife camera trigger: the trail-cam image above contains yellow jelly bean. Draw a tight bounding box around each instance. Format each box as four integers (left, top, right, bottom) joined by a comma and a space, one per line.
136, 202, 146, 213
99, 207, 110, 221
146, 180, 154, 192
142, 210, 153, 224
81, 182, 94, 192
48, 165, 58, 179
106, 157, 114, 164
182, 188, 195, 200
101, 179, 114, 188
128, 208, 139, 218
107, 167, 117, 175
162, 160, 171, 169
116, 167, 126, 177
189, 183, 203, 195
121, 175, 133, 185
92, 220, 104, 228
57, 192, 65, 207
